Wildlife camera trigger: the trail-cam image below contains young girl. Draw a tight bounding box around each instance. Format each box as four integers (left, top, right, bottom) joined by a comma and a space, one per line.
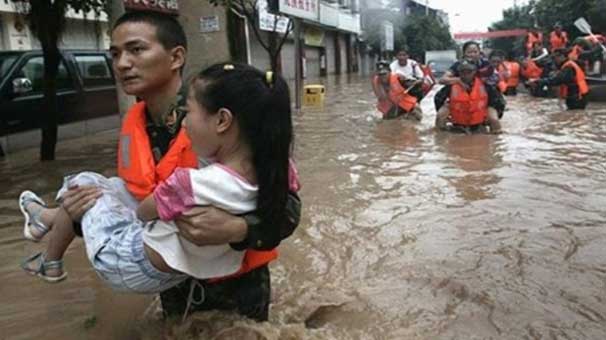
19, 63, 296, 293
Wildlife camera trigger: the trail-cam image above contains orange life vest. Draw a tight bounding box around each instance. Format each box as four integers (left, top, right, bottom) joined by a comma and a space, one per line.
449, 78, 489, 126
388, 74, 418, 113
558, 60, 589, 99
372, 75, 395, 116
420, 64, 436, 95
526, 32, 543, 52
495, 65, 508, 93
117, 102, 278, 280
549, 31, 568, 51
522, 59, 543, 80
118, 101, 198, 200
502, 61, 520, 88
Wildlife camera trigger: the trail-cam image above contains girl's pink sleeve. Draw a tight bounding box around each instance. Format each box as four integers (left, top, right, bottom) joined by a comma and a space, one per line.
153, 168, 195, 221
288, 159, 301, 192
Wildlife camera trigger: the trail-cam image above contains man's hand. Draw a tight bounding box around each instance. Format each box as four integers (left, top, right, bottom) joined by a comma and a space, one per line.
60, 185, 102, 222
175, 206, 247, 246
455, 78, 470, 91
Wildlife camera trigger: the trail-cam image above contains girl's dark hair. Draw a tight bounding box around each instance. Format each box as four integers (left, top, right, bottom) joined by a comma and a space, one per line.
191, 63, 293, 230
462, 41, 480, 53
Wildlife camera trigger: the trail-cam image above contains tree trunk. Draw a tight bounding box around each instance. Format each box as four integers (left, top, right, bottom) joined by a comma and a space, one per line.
268, 31, 282, 74
40, 44, 60, 161
28, 0, 65, 161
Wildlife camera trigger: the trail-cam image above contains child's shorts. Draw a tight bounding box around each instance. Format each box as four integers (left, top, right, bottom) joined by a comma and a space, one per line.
57, 172, 187, 293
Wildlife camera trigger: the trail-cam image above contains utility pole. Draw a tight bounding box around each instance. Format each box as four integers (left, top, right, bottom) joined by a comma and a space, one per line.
425, 0, 429, 16
293, 17, 302, 109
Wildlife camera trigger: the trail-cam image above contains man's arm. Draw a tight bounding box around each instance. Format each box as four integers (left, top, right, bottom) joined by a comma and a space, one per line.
486, 85, 506, 118
175, 191, 302, 249
536, 66, 575, 87
434, 85, 451, 112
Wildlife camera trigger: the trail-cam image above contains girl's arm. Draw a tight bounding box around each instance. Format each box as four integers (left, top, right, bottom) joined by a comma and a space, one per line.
137, 194, 159, 221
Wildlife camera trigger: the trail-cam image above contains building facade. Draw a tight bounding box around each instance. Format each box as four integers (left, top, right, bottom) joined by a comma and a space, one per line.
0, 2, 110, 51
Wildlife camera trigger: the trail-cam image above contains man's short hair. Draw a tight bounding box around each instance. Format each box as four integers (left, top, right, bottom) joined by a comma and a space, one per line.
396, 50, 408, 55
113, 10, 187, 51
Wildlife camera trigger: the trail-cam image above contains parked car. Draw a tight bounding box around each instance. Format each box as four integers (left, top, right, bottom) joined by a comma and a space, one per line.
0, 50, 118, 135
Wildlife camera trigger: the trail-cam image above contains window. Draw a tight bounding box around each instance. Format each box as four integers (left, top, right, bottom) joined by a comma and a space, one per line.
15, 57, 73, 94
74, 55, 113, 87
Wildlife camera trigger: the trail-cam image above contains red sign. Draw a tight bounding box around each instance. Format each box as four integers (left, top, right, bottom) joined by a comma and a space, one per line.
454, 29, 528, 40
124, 0, 179, 14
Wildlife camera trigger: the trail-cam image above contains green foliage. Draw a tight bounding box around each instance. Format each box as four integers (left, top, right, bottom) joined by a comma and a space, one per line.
486, 3, 535, 57
401, 14, 456, 62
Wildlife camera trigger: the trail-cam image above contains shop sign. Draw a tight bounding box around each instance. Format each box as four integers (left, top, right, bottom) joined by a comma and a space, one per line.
259, 0, 290, 33
124, 0, 179, 14
279, 0, 319, 21
319, 3, 338, 27
200, 16, 220, 33
304, 26, 324, 47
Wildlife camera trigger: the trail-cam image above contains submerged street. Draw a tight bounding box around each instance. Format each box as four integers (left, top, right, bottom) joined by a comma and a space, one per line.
1, 75, 605, 339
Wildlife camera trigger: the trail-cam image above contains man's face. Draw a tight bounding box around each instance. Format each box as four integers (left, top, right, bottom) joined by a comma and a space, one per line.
555, 26, 562, 32
460, 69, 476, 84
490, 56, 502, 68
110, 22, 179, 99
396, 52, 408, 65
379, 72, 390, 83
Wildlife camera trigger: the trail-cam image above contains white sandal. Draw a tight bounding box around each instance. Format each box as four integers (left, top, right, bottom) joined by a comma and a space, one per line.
19, 190, 49, 242
21, 252, 68, 283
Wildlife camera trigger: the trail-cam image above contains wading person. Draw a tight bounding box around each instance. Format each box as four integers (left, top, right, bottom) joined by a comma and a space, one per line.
434, 61, 504, 134
372, 61, 422, 120
19, 11, 301, 322
528, 48, 590, 110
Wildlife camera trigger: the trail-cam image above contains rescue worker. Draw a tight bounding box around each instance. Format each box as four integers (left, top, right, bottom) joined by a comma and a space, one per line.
502, 52, 521, 95
528, 48, 590, 110
522, 41, 552, 97
372, 61, 422, 120
434, 60, 504, 134
488, 50, 508, 93
571, 35, 605, 75
549, 23, 568, 52
526, 28, 544, 56
61, 11, 302, 321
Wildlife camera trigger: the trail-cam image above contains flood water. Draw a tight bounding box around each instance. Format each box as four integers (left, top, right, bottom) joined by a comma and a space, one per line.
1, 75, 605, 339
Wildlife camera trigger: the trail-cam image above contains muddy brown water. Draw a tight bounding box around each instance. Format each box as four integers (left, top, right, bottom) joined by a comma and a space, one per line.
1, 75, 605, 339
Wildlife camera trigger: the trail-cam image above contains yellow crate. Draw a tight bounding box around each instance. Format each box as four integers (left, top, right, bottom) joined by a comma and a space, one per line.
303, 84, 325, 106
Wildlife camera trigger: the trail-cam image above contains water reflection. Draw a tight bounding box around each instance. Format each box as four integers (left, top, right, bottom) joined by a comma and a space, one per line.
435, 133, 503, 201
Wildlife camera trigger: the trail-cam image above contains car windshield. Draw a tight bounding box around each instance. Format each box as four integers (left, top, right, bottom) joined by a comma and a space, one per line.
0, 54, 19, 80
429, 60, 454, 72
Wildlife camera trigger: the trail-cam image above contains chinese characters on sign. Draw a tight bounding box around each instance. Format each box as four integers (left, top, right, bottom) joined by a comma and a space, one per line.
123, 0, 179, 14
279, 0, 319, 21
258, 0, 290, 33
200, 16, 220, 33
